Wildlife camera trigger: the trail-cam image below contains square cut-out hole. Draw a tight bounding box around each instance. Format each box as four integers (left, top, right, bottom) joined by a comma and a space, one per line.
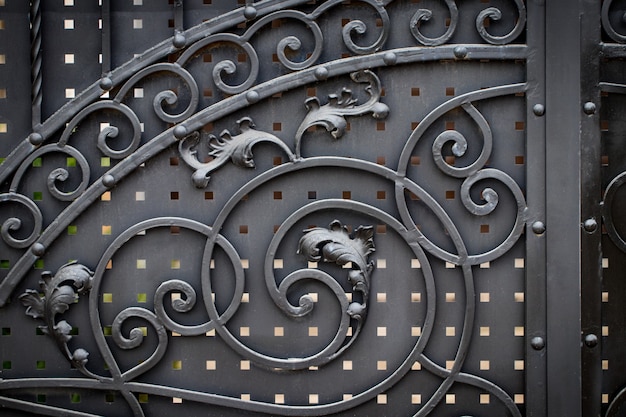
343, 360, 352, 370
480, 224, 490, 233
170, 191, 179, 200
308, 191, 317, 199
480, 326, 490, 336
239, 225, 248, 234
480, 394, 490, 404
377, 394, 387, 404
411, 87, 420, 96
445, 190, 455, 199
376, 190, 386, 200
446, 327, 455, 336
445, 121, 455, 130
376, 122, 386, 131
309, 327, 318, 336
411, 292, 421, 303
480, 360, 490, 370
377, 259, 386, 269
274, 327, 284, 337
377, 360, 387, 370
480, 293, 490, 302
273, 191, 282, 200
411, 394, 422, 404
377, 292, 387, 302
342, 191, 351, 199
273, 123, 282, 131
445, 87, 455, 96
240, 327, 250, 337
514, 360, 524, 370
376, 156, 386, 165
515, 121, 525, 131
515, 155, 525, 165
514, 326, 524, 336
411, 156, 421, 165
204, 191, 214, 200
377, 327, 387, 336
445, 293, 455, 302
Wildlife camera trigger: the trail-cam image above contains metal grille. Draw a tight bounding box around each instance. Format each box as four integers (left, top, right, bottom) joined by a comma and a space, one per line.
0, 1, 612, 416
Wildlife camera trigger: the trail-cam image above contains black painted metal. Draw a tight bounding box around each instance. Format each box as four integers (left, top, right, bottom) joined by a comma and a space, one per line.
0, 0, 620, 416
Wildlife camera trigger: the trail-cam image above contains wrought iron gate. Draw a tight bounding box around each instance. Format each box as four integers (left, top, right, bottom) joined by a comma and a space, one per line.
0, 1, 623, 416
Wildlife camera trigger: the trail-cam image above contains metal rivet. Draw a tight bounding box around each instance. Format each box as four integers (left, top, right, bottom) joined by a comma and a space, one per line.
99, 77, 113, 91
173, 33, 186, 48
532, 221, 546, 235
531, 336, 545, 350
28, 132, 43, 146
314, 67, 328, 80
453, 46, 468, 59
532, 104, 545, 116
173, 125, 188, 139
583, 102, 596, 115
243, 6, 257, 20
383, 52, 397, 65
584, 334, 598, 348
102, 174, 116, 188
31, 242, 45, 256
583, 218, 597, 233
246, 90, 260, 104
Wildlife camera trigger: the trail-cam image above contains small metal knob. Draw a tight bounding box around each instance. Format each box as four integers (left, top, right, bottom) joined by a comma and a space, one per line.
531, 336, 545, 350
532, 221, 546, 235
583, 218, 598, 233
584, 334, 598, 348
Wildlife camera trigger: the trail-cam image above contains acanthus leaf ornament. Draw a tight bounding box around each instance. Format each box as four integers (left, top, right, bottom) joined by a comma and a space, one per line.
18, 262, 96, 376
297, 220, 375, 319
295, 70, 389, 158
179, 117, 296, 188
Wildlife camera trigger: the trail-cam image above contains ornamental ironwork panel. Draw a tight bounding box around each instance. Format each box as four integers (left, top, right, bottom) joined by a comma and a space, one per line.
0, 1, 540, 416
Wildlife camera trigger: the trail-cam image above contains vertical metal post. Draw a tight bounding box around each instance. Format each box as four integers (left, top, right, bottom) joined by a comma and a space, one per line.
545, 0, 583, 415
29, 0, 42, 129
580, 0, 603, 415
525, 0, 547, 414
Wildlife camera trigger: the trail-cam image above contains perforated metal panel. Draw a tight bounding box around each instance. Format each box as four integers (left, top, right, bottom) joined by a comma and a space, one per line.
0, 1, 611, 416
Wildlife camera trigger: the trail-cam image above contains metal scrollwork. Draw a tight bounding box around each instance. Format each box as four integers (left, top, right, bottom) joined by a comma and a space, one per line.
0, 192, 43, 249
476, 0, 526, 45
602, 0, 626, 43
410, 0, 459, 46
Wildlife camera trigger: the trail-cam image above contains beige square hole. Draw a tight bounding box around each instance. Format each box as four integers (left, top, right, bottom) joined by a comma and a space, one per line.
603, 394, 609, 404
343, 394, 353, 401
206, 360, 216, 370
377, 360, 387, 370
377, 259, 387, 269
241, 293, 249, 303
172, 397, 182, 404
480, 394, 490, 404
446, 293, 456, 302
411, 394, 422, 404
343, 360, 352, 370
309, 327, 318, 337
514, 292, 524, 302
446, 361, 455, 370
411, 259, 421, 268
603, 258, 609, 269
603, 326, 609, 337
411, 326, 422, 337
241, 394, 250, 401
240, 360, 250, 370
446, 327, 456, 337
135, 191, 145, 201
411, 292, 421, 302
206, 329, 215, 336
480, 293, 490, 302
603, 360, 609, 370
480, 360, 490, 370
377, 394, 387, 404
514, 394, 524, 404
480, 262, 490, 269
445, 262, 456, 269
273, 259, 283, 269
514, 360, 524, 370
240, 327, 250, 337
377, 292, 387, 302
411, 361, 422, 371
274, 327, 284, 337
309, 394, 319, 404
514, 258, 525, 268
514, 326, 524, 336
446, 394, 455, 404
480, 326, 490, 336
377, 327, 387, 337
241, 259, 249, 269
274, 394, 284, 404
603, 292, 609, 302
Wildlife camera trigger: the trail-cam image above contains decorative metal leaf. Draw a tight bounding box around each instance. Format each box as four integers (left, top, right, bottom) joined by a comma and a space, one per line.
54, 319, 73, 343
179, 117, 295, 188
298, 220, 374, 272
19, 289, 45, 319
295, 70, 389, 157
18, 262, 94, 376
